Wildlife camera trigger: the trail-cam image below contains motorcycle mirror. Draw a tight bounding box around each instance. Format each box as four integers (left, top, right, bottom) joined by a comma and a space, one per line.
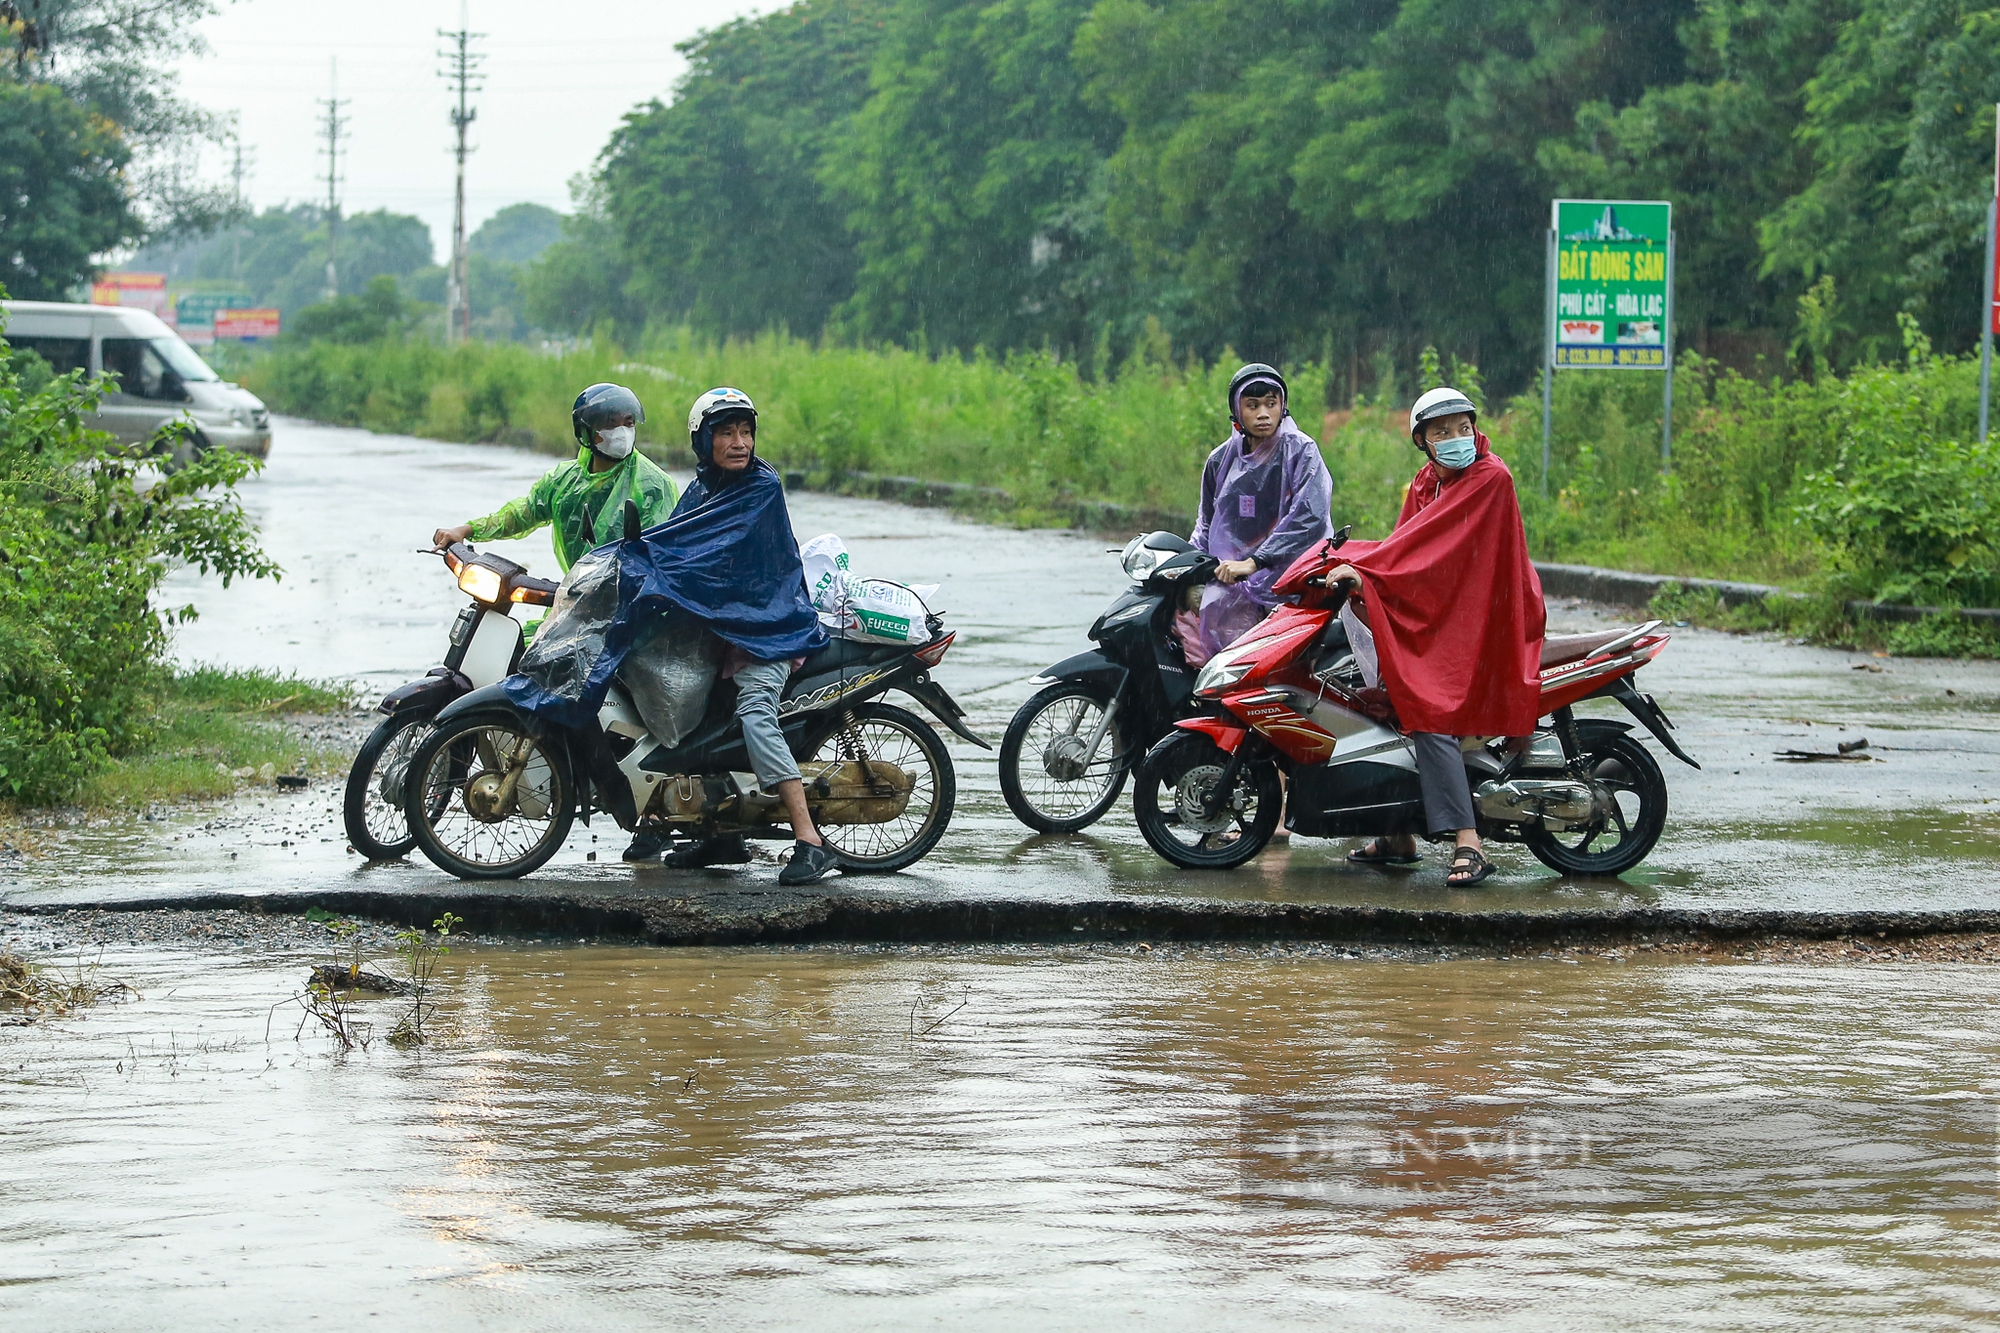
623, 498, 642, 543
1331, 525, 1352, 548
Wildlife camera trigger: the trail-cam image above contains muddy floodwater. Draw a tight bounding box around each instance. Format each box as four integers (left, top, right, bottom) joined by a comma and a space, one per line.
6, 938, 1999, 1328
8, 422, 2000, 1326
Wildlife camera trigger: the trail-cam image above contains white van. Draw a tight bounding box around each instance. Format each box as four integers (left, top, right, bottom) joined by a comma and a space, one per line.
1, 299, 272, 458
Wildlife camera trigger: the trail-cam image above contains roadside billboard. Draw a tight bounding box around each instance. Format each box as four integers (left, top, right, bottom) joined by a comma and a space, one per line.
176, 291, 254, 346
1551, 200, 1671, 369
213, 308, 281, 341
91, 272, 172, 322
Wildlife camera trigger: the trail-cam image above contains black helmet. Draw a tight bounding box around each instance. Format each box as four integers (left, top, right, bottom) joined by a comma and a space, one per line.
571, 382, 645, 448
1228, 363, 1288, 423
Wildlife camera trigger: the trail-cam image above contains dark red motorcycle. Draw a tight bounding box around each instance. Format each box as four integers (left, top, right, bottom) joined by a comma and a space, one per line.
1131, 534, 1698, 875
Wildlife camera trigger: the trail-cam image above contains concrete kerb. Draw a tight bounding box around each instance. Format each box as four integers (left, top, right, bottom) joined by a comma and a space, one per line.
1533, 561, 2000, 627
11, 891, 2000, 949
780, 469, 1997, 628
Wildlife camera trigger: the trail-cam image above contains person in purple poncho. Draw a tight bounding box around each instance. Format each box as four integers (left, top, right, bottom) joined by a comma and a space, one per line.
1182, 363, 1335, 665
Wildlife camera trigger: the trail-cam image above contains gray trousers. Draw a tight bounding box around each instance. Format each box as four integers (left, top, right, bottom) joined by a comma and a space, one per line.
733, 658, 801, 789
1412, 732, 1476, 836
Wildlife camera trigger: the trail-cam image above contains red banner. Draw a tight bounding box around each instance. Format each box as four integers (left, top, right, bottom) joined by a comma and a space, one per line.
213, 308, 281, 340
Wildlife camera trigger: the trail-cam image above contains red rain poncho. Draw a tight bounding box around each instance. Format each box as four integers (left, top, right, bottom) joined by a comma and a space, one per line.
1339, 432, 1545, 737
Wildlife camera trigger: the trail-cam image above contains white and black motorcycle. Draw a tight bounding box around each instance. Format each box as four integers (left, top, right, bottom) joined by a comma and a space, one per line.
342, 542, 559, 860
400, 501, 988, 881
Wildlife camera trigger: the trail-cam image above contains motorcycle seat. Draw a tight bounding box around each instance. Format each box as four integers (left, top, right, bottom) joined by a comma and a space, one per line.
798, 636, 911, 676
1539, 628, 1630, 668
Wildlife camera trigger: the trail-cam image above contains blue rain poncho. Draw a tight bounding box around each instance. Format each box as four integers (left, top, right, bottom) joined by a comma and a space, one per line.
503, 457, 827, 728
1187, 415, 1335, 659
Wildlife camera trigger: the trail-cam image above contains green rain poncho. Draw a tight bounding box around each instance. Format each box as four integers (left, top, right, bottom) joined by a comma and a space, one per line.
467, 447, 680, 573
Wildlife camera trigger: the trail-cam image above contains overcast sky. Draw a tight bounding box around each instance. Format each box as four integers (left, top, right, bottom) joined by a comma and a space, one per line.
172, 0, 772, 261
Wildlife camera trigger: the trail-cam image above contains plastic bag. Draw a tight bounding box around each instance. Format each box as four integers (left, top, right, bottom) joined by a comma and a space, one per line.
519, 545, 622, 702
800, 533, 938, 645
617, 612, 722, 749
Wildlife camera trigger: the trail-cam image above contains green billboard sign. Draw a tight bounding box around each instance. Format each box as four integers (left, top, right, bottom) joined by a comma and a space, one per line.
1551, 200, 1671, 369
176, 291, 253, 329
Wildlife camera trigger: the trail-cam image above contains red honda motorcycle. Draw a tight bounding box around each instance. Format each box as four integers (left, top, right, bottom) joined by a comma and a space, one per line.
1131, 533, 1698, 875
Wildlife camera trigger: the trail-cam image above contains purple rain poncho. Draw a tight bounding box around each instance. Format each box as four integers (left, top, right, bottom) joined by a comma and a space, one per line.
1186, 415, 1334, 662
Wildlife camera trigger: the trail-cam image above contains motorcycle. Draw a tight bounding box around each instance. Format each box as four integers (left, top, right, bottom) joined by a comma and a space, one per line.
342, 541, 558, 861
401, 501, 988, 881
1131, 533, 1698, 875
999, 531, 1218, 833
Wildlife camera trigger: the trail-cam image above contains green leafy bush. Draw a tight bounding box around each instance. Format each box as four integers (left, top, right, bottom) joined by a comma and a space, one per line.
0, 302, 278, 804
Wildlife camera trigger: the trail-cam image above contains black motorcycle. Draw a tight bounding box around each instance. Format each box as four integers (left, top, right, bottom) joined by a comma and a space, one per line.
401, 502, 988, 880
998, 531, 1217, 833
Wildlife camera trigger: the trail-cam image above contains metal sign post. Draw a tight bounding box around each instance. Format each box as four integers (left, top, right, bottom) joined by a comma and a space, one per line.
1982, 106, 1998, 445
1663, 229, 1676, 468
1541, 225, 1556, 497
1547, 198, 1675, 478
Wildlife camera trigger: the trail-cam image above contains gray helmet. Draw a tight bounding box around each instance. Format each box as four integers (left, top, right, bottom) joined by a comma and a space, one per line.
572, 382, 644, 448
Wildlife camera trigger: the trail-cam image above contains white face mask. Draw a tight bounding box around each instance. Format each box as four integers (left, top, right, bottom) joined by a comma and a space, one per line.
593, 425, 635, 460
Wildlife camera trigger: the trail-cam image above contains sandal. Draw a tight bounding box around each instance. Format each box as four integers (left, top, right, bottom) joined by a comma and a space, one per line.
1447, 845, 1495, 886
1348, 837, 1420, 867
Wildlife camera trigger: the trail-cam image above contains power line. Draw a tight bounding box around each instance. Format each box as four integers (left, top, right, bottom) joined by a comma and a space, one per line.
318, 58, 350, 302
439, 7, 486, 344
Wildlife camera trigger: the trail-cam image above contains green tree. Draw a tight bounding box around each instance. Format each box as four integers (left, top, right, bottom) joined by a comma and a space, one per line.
519, 188, 645, 340
469, 202, 563, 265
0, 79, 142, 297
1759, 0, 2000, 361
826, 0, 1125, 354
3, 0, 236, 238
601, 0, 887, 340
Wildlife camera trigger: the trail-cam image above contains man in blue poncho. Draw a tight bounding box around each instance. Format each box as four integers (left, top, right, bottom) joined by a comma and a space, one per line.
506, 387, 837, 884
655, 388, 839, 883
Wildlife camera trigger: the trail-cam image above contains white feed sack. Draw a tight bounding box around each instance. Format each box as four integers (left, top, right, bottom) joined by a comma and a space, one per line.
801, 533, 940, 645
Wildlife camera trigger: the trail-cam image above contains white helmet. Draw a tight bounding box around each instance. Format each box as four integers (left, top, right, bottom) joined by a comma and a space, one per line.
687, 386, 757, 439
1409, 386, 1477, 447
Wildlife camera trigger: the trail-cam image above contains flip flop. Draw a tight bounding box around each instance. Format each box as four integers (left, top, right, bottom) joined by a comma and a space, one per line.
1348, 838, 1420, 867
1447, 845, 1495, 886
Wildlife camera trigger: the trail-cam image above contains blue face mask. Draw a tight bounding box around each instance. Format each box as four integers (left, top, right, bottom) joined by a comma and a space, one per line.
1430, 432, 1477, 470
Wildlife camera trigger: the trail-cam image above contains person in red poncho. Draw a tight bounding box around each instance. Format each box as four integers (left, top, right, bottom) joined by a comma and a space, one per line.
1321, 386, 1546, 886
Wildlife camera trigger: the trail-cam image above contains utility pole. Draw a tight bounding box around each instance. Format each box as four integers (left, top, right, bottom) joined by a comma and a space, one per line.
438, 6, 485, 343
318, 58, 349, 303
229, 135, 256, 284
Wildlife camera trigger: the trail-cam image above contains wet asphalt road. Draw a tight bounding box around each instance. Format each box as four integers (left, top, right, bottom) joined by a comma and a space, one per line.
5, 419, 1999, 916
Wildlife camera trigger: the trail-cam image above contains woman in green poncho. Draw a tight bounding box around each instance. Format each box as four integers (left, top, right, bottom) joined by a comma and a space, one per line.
431, 382, 679, 571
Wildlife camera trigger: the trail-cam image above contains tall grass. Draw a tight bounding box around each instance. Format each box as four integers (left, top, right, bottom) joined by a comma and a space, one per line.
244, 322, 1999, 606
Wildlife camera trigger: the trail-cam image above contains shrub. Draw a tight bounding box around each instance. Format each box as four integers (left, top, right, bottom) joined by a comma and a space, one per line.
0, 302, 278, 804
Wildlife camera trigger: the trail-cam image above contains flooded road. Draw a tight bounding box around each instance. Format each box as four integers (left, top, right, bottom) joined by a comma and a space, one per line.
6, 938, 1998, 1328
6, 417, 1997, 913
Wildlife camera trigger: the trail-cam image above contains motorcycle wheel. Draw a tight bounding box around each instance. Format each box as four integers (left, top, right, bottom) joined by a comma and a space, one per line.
1131, 731, 1281, 870
403, 711, 575, 881
342, 713, 430, 861
809, 702, 955, 873
1523, 730, 1667, 877
999, 682, 1130, 834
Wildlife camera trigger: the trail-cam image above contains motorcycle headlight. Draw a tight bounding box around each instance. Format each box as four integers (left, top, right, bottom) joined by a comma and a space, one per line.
1122, 538, 1162, 581
458, 563, 505, 604
1193, 635, 1276, 696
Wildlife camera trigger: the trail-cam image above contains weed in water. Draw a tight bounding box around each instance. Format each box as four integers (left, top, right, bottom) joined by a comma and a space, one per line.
0, 947, 136, 1019
389, 911, 463, 1048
